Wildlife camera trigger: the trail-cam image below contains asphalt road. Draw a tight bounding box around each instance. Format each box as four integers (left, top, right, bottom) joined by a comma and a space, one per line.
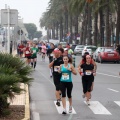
30, 54, 120, 120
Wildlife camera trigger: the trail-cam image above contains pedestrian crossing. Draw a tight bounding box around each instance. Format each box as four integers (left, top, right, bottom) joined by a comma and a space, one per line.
54, 101, 120, 115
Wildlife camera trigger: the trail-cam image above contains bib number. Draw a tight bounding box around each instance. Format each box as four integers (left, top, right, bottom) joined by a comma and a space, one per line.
33, 50, 36, 53
50, 54, 54, 57
62, 73, 69, 80
54, 66, 59, 72
26, 51, 29, 54
85, 70, 92, 75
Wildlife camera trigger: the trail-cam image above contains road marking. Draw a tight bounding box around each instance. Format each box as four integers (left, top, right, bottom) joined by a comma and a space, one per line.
108, 88, 119, 93
54, 101, 76, 114
114, 101, 120, 107
96, 72, 120, 78
84, 101, 112, 115
40, 71, 54, 85
30, 102, 36, 111
32, 112, 40, 120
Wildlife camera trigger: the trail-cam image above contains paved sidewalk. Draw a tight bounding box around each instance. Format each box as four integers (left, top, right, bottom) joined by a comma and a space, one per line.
8, 83, 25, 105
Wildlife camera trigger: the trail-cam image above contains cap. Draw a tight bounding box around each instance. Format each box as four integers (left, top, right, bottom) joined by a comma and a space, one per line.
53, 48, 60, 53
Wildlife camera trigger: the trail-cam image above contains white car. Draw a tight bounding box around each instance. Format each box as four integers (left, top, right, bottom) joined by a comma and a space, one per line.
74, 45, 84, 55
93, 47, 105, 61
82, 45, 97, 56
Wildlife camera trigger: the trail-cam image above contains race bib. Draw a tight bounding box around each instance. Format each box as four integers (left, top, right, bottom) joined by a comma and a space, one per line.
26, 51, 29, 54
50, 54, 54, 57
85, 70, 92, 75
54, 66, 59, 72
62, 73, 69, 80
33, 50, 36, 53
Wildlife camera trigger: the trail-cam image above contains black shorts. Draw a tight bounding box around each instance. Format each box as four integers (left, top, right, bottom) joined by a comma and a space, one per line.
20, 51, 23, 55
42, 52, 45, 55
53, 74, 61, 91
25, 56, 31, 59
82, 76, 93, 94
31, 56, 37, 59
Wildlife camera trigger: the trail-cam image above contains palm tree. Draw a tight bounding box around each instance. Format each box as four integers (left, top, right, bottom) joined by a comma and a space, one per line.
0, 53, 32, 116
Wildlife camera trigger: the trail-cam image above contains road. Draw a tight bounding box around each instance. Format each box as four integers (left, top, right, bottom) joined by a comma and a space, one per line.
30, 55, 120, 120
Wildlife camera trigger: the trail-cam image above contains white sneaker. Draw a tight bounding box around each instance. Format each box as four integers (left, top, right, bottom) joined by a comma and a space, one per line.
62, 108, 67, 114
69, 106, 72, 113
86, 100, 90, 106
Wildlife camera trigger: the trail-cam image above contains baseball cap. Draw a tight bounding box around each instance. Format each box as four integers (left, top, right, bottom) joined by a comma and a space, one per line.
53, 48, 60, 53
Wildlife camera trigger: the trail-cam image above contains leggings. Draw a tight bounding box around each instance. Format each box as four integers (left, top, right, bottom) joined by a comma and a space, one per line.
60, 82, 73, 98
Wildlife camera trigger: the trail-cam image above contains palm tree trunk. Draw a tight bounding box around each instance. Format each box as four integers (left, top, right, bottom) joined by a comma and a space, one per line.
87, 4, 92, 45
105, 0, 111, 47
80, 21, 84, 45
75, 15, 79, 44
99, 9, 104, 46
83, 4, 88, 45
94, 12, 98, 46
60, 17, 63, 42
116, 0, 120, 45
69, 15, 73, 44
56, 21, 59, 40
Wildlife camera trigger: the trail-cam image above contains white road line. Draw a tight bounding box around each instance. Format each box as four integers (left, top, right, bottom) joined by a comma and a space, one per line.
40, 72, 54, 85
32, 112, 40, 120
96, 72, 120, 78
108, 88, 119, 93
30, 102, 36, 111
84, 101, 112, 115
114, 101, 120, 107
54, 101, 77, 114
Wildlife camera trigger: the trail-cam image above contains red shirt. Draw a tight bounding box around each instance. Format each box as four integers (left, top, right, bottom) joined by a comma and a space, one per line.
18, 45, 24, 52
25, 47, 31, 56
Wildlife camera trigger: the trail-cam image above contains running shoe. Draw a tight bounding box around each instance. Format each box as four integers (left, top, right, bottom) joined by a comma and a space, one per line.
56, 101, 60, 106
86, 100, 90, 106
62, 109, 67, 114
69, 106, 72, 113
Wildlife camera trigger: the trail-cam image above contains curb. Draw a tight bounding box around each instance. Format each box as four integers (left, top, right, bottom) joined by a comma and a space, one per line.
22, 84, 30, 120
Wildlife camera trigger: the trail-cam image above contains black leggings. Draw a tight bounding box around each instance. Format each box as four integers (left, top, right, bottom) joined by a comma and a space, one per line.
60, 82, 73, 98
82, 77, 92, 94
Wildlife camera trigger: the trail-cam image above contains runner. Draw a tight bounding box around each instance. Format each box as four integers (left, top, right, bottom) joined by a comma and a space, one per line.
31, 43, 39, 69
49, 48, 63, 107
18, 42, 24, 58
59, 55, 77, 114
38, 42, 42, 55
41, 43, 47, 62
24, 43, 31, 65
78, 52, 97, 98
79, 55, 96, 105
47, 43, 55, 77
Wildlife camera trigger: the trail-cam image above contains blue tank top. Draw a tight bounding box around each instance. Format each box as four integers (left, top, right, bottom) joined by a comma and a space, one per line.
60, 64, 72, 82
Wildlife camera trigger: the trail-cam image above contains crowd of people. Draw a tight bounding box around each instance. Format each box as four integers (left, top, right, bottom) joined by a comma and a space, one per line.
17, 41, 97, 114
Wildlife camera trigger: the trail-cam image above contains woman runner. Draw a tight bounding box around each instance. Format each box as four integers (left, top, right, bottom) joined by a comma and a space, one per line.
79, 55, 96, 105
59, 55, 77, 114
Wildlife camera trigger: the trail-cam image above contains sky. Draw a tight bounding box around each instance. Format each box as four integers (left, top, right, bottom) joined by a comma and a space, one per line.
0, 0, 50, 35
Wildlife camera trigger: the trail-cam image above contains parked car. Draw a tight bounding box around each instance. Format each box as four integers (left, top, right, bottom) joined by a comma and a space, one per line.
74, 45, 84, 55
93, 47, 105, 61
82, 45, 97, 57
59, 42, 67, 48
97, 47, 120, 63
